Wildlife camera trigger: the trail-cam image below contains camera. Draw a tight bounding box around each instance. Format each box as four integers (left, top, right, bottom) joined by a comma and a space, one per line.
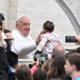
65, 36, 78, 43
39, 54, 48, 63
34, 51, 42, 60
34, 50, 48, 64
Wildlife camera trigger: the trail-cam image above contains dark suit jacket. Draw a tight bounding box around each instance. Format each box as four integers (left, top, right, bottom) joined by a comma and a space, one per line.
0, 47, 9, 80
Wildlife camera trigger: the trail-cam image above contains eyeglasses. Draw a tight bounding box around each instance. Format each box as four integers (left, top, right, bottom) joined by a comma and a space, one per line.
21, 22, 30, 26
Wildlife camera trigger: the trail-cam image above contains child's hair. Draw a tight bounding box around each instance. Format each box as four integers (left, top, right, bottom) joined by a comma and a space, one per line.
43, 20, 54, 32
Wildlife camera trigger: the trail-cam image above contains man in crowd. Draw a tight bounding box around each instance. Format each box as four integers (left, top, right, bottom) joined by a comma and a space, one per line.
0, 13, 9, 80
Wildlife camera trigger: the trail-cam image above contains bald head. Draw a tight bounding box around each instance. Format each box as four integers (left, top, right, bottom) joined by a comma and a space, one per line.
52, 44, 65, 58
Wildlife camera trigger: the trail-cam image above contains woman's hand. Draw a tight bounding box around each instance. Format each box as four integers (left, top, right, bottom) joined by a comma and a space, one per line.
76, 35, 80, 43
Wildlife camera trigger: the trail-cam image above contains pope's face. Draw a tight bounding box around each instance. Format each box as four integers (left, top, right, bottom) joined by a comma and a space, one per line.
17, 17, 30, 36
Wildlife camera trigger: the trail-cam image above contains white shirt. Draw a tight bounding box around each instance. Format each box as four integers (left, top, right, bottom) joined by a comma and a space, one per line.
37, 32, 62, 58
11, 29, 36, 59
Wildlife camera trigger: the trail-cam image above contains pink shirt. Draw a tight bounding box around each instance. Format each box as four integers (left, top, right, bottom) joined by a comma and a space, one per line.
37, 32, 62, 58
31, 65, 38, 75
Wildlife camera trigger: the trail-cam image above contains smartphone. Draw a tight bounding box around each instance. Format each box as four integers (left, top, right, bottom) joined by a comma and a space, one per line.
34, 51, 42, 60
39, 54, 48, 63
65, 36, 78, 42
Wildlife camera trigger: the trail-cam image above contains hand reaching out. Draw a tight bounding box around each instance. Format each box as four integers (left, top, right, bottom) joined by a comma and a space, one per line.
36, 30, 46, 45
0, 30, 6, 48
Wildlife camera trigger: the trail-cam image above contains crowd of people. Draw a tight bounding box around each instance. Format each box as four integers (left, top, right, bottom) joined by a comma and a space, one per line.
0, 13, 80, 80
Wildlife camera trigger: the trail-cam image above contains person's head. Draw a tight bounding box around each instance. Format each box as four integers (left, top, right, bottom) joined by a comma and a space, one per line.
42, 59, 51, 72
16, 64, 32, 80
33, 69, 47, 80
43, 20, 54, 33
0, 13, 5, 21
47, 55, 66, 79
16, 16, 30, 36
64, 53, 80, 75
52, 44, 65, 59
0, 13, 5, 30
